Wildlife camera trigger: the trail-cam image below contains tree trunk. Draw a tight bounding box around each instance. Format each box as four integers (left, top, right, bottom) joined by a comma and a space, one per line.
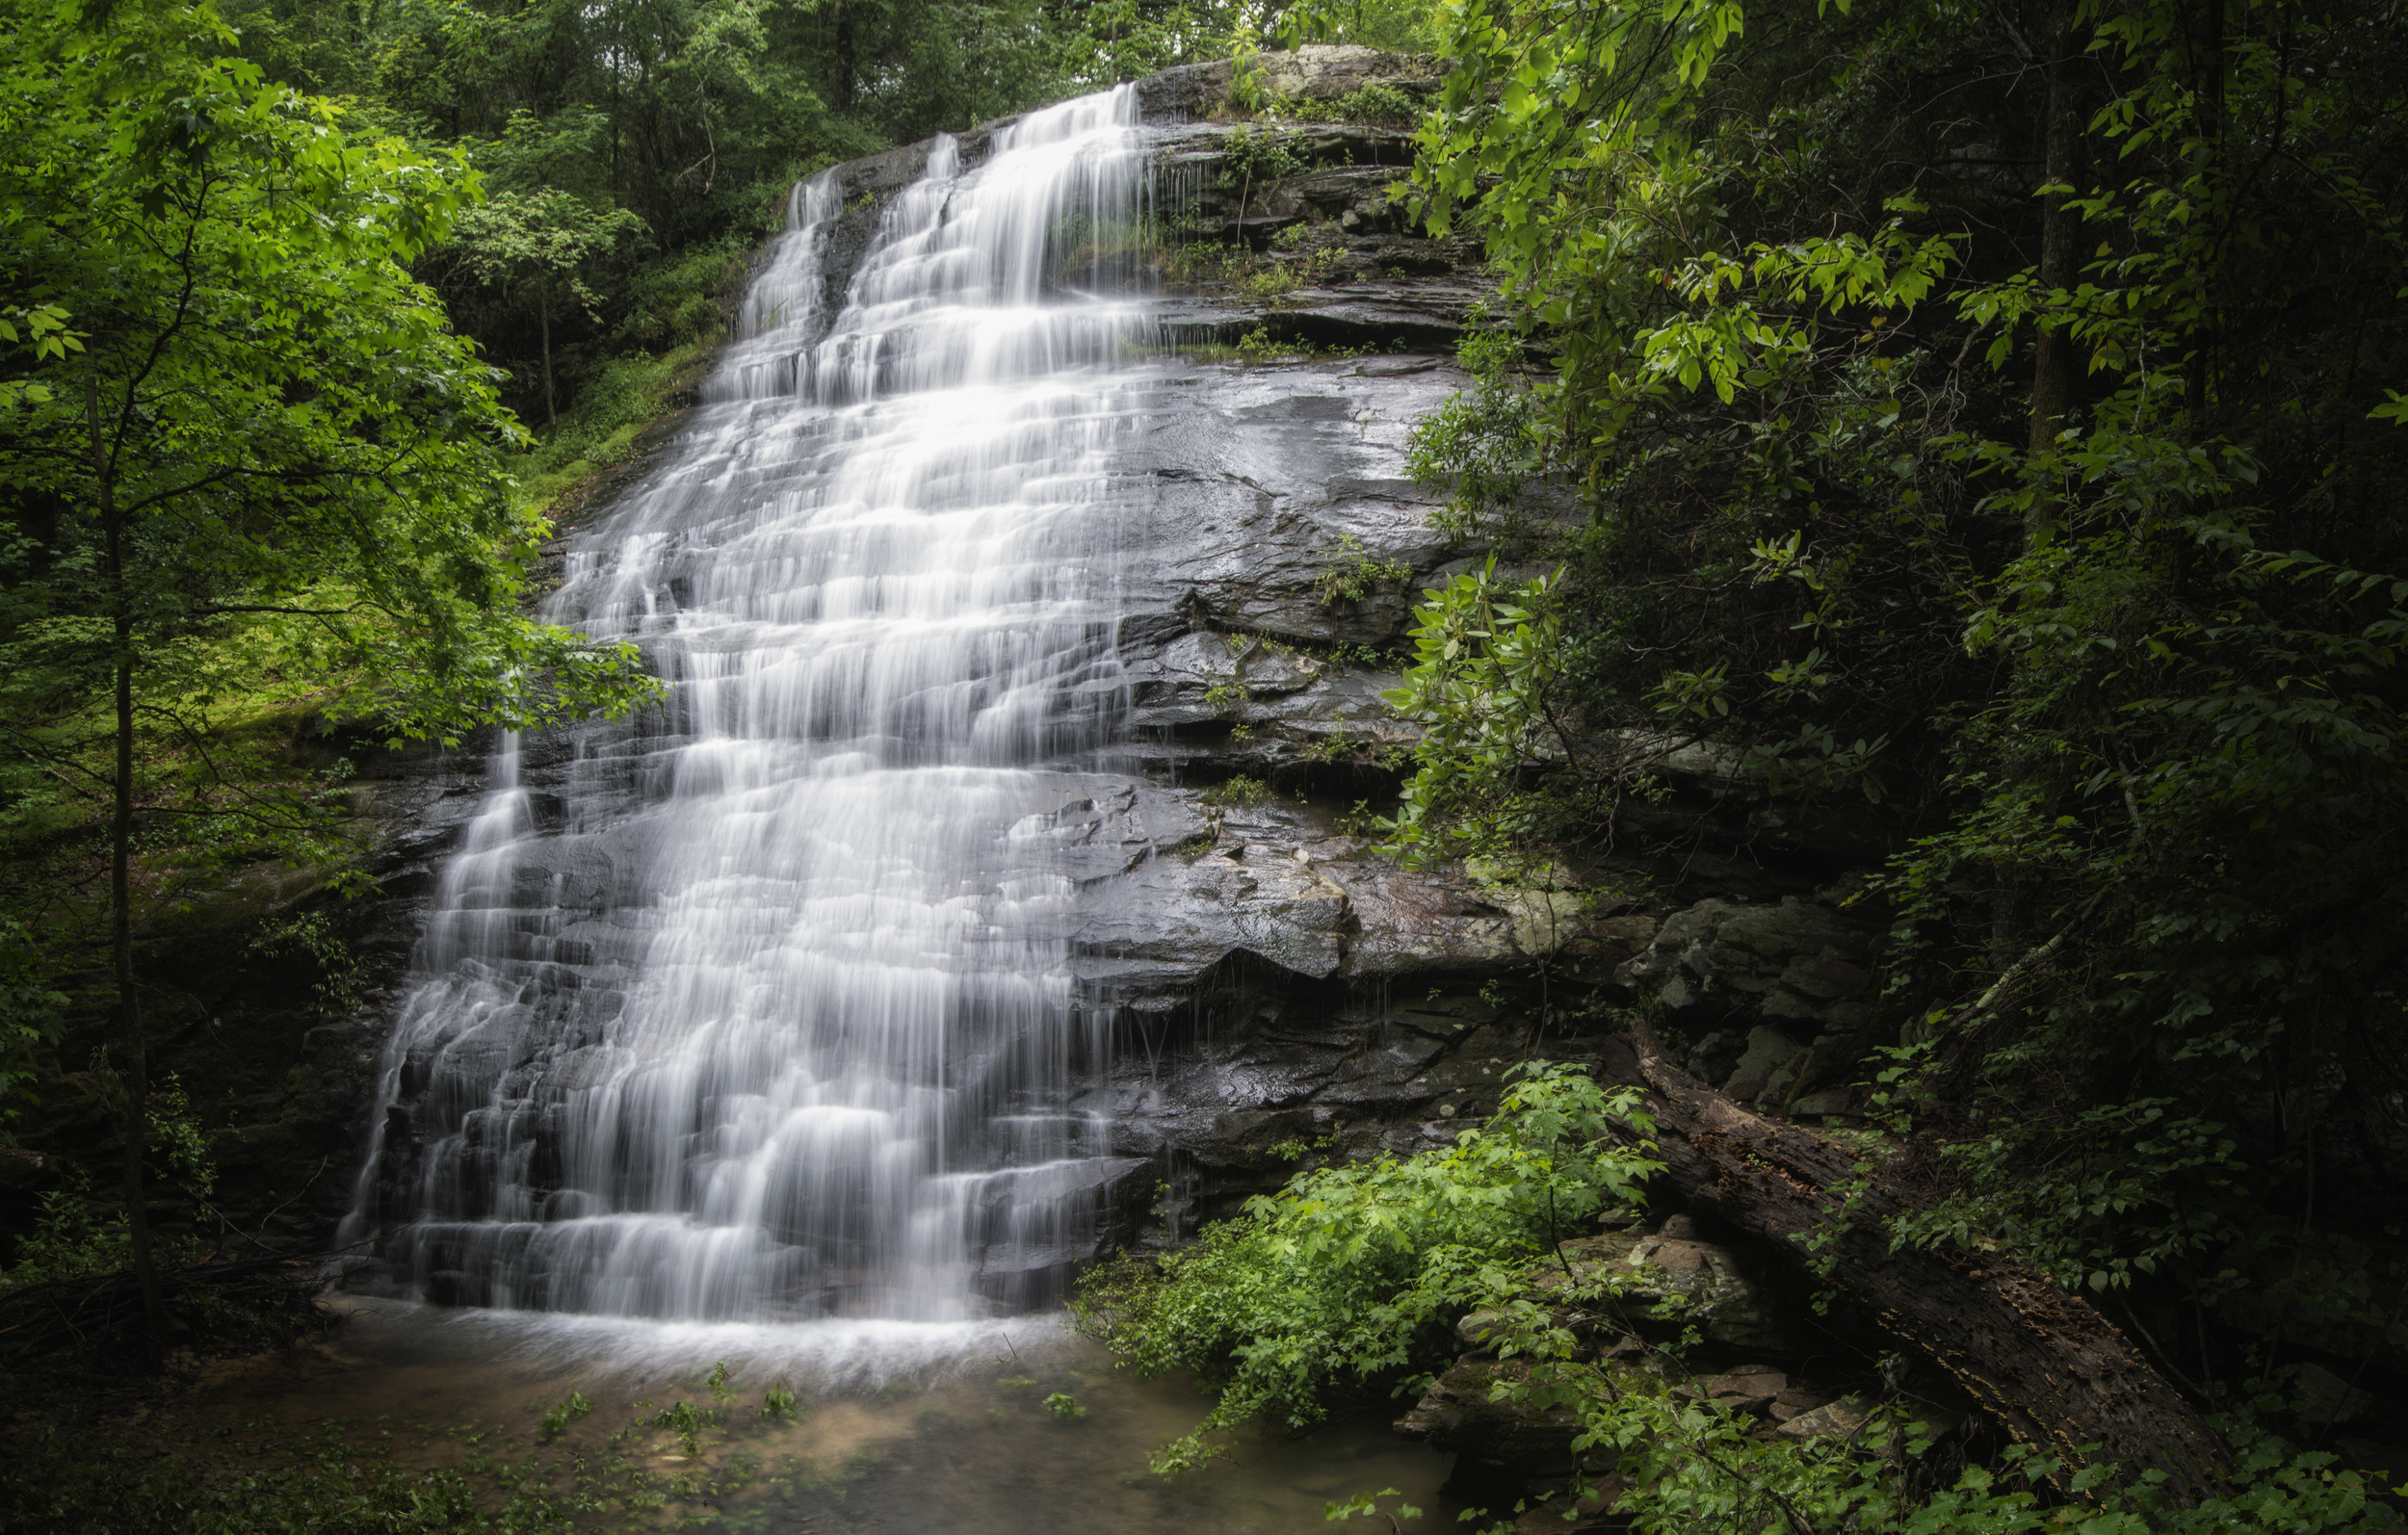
540, 283, 556, 428
2027, 17, 2089, 543
90, 377, 161, 1329
1604, 1025, 2229, 1503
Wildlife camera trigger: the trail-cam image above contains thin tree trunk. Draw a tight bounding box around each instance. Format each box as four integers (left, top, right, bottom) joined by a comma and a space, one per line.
1604, 1024, 2230, 1503
91, 377, 161, 1328
2027, 17, 2089, 544
540, 283, 556, 428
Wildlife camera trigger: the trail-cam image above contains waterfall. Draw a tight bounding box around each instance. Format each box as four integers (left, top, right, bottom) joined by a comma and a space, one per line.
343, 87, 1159, 1321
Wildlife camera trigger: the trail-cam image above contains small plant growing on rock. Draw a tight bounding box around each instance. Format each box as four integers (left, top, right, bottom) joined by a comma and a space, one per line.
1203, 776, 1270, 808
706, 1359, 737, 1405
1315, 532, 1412, 607
762, 1382, 798, 1421
1237, 324, 1305, 363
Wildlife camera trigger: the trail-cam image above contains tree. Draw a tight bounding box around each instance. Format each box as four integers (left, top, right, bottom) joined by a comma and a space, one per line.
0, 0, 658, 1326
1355, 0, 2408, 1430
445, 184, 649, 425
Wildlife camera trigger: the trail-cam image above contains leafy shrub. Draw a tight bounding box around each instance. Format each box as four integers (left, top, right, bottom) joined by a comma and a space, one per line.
1291, 83, 1422, 127
1314, 532, 1412, 607
1071, 1063, 1659, 1473
1201, 775, 1270, 808
1235, 325, 1307, 363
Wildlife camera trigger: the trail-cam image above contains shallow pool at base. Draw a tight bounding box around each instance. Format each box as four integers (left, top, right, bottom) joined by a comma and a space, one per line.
174, 1299, 1457, 1533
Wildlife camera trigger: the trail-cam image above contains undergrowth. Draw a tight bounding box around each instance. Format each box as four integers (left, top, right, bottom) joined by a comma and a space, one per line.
1070, 1061, 1658, 1474
1073, 1063, 2400, 1533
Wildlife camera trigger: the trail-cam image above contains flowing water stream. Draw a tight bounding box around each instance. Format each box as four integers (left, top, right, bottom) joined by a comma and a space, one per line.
304, 87, 1455, 1528
346, 88, 1162, 1322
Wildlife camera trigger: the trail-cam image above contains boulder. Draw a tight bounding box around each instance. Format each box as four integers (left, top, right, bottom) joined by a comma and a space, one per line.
1606, 1232, 1801, 1357
2295, 1363, 2374, 1424
1459, 1228, 1803, 1361
1394, 1357, 1589, 1473
1692, 1369, 1788, 1416
1615, 897, 1877, 1107
1776, 1394, 1874, 1443
1721, 1026, 1807, 1106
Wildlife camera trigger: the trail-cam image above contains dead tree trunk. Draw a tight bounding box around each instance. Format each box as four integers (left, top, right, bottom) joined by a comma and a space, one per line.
1605, 1025, 2229, 1503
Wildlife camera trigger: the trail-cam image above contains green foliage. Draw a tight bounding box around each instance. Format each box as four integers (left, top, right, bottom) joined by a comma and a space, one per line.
0, 300, 81, 410
0, 0, 661, 745
1041, 1392, 1086, 1421
1277, 0, 1449, 53
2, 1168, 199, 1295
1406, 318, 1552, 544
1312, 532, 1411, 608
1324, 1486, 1422, 1526
761, 1382, 798, 1421
1, 1073, 220, 1294
1216, 123, 1309, 193
1202, 774, 1270, 808
536, 1390, 591, 1440
1509, 1365, 2391, 1535
0, 919, 62, 1128
438, 184, 650, 422
645, 1397, 716, 1457
1235, 323, 1307, 362
248, 911, 364, 1021
1375, 562, 1565, 860
1468, 1274, 2395, 1534
1370, 0, 2408, 1326
1071, 1062, 1660, 1474
1220, 1143, 2397, 1535
1285, 82, 1421, 127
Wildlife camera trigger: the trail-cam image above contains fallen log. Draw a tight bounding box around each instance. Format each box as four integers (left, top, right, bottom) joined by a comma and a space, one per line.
1603, 1023, 2229, 1503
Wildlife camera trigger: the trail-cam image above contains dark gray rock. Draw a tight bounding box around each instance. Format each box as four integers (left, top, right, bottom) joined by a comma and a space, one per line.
1615, 897, 1880, 1108
1396, 1357, 1589, 1473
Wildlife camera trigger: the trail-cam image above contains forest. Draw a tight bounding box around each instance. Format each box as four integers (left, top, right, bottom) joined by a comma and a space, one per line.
4, 0, 2408, 1528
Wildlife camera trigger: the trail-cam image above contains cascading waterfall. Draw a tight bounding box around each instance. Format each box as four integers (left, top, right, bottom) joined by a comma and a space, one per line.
342, 88, 1161, 1321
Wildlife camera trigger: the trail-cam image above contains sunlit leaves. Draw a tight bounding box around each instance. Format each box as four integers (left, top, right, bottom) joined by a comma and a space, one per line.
1071, 1065, 1660, 1474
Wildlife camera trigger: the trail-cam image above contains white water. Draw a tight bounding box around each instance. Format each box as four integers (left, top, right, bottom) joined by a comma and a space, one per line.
343, 89, 1160, 1321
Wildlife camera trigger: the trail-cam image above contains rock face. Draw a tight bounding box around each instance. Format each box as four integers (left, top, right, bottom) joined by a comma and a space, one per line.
1456, 1227, 1802, 1360
1397, 1357, 1590, 1473
1614, 897, 1880, 1111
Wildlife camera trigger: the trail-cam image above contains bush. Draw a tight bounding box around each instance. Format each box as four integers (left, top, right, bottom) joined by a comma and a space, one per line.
1071, 1062, 1659, 1472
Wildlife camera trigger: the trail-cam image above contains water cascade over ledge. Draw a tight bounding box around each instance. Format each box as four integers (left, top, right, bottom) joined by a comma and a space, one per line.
342, 88, 1163, 1321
